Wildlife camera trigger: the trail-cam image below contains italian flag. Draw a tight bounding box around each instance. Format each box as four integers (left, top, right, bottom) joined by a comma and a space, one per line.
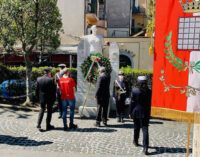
152, 0, 200, 114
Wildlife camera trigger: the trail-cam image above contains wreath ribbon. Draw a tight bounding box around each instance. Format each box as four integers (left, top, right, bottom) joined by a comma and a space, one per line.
84, 56, 101, 82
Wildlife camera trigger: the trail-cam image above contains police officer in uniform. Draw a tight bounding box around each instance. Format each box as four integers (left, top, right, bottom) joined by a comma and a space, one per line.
129, 76, 152, 155
113, 71, 129, 123
55, 64, 66, 118
36, 67, 56, 131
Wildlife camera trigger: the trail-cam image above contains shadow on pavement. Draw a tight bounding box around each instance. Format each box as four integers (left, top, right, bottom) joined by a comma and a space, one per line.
53, 127, 117, 133
107, 123, 133, 129
0, 135, 53, 146
148, 146, 192, 155
149, 121, 163, 124
0, 108, 32, 119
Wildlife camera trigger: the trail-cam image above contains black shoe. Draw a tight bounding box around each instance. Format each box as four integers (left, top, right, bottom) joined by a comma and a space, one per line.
69, 123, 77, 129
63, 126, 68, 131
103, 122, 108, 126
121, 118, 124, 123
38, 128, 45, 132
94, 122, 100, 127
46, 125, 55, 131
133, 141, 139, 147
36, 125, 41, 129
143, 148, 148, 155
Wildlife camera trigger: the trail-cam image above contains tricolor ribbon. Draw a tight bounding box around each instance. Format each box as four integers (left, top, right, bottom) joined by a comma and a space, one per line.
84, 56, 101, 82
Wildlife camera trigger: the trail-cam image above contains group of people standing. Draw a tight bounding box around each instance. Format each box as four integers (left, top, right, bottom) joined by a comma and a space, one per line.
36, 65, 151, 155
94, 67, 151, 155
36, 64, 77, 132
95, 67, 151, 155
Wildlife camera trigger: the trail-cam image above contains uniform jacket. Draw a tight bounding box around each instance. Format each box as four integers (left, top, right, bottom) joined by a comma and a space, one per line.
95, 73, 110, 104
129, 87, 152, 119
113, 79, 129, 101
36, 74, 56, 104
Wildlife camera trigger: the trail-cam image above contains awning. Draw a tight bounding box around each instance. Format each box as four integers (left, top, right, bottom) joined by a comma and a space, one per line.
52, 44, 78, 55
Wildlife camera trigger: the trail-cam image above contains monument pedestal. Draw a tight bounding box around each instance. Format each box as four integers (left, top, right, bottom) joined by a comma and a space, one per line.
75, 29, 119, 118
78, 106, 97, 118
76, 36, 102, 118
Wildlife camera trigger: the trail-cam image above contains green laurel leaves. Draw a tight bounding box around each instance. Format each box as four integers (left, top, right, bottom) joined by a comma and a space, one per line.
164, 31, 200, 74
164, 31, 188, 72
81, 53, 112, 84
190, 61, 200, 73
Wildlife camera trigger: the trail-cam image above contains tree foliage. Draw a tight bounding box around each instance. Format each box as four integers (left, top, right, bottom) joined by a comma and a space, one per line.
146, 0, 155, 34
0, 0, 63, 104
0, 0, 63, 53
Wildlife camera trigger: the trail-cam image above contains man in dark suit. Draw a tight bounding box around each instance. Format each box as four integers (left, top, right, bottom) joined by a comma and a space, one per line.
94, 67, 110, 127
129, 76, 152, 155
36, 67, 56, 131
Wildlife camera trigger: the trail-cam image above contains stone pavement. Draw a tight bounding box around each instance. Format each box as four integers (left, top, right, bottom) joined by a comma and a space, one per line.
0, 107, 193, 157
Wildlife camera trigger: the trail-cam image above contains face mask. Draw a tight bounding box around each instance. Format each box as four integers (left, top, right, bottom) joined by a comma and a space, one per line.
119, 75, 124, 80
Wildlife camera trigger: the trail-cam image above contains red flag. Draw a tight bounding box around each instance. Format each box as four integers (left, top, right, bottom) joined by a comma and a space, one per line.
152, 0, 200, 115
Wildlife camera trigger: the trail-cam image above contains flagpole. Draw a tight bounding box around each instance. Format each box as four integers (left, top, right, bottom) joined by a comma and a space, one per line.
186, 118, 191, 157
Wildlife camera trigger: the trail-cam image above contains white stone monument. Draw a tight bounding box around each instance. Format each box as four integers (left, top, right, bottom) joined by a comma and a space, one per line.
75, 25, 104, 117
109, 42, 120, 111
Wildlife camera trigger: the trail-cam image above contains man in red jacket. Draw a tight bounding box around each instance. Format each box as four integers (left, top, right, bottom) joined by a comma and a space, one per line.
59, 68, 77, 131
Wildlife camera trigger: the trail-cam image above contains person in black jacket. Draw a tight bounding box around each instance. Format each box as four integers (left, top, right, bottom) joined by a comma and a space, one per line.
36, 67, 56, 131
113, 71, 129, 123
55, 64, 66, 118
94, 67, 110, 127
129, 76, 152, 155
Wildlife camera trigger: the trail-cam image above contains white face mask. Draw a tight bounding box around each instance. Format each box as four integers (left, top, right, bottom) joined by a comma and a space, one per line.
119, 75, 124, 80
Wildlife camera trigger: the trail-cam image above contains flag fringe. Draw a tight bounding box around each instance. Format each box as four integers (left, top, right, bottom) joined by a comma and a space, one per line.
151, 107, 200, 124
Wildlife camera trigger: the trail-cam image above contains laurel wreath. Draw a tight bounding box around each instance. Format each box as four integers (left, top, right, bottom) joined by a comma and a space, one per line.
80, 53, 112, 84
164, 31, 200, 74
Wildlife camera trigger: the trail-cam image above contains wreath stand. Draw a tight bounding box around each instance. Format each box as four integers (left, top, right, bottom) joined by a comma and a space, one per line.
79, 54, 112, 118
80, 82, 92, 118
186, 119, 191, 157
80, 55, 101, 117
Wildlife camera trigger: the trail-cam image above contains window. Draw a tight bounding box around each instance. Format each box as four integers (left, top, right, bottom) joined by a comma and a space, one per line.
120, 53, 134, 68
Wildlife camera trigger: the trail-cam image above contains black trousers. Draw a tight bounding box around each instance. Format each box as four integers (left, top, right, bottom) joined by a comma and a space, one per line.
56, 89, 62, 116
116, 99, 125, 118
96, 99, 109, 123
37, 101, 53, 128
134, 118, 149, 149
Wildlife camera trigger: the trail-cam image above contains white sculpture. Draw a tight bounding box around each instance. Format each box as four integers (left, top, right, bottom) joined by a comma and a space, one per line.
84, 25, 104, 55
69, 25, 104, 56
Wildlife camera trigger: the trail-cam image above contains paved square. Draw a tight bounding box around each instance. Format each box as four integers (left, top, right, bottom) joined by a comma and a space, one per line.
0, 107, 193, 157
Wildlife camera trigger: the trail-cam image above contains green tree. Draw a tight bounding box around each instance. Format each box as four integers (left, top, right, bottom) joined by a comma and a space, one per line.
146, 0, 155, 34
0, 0, 63, 105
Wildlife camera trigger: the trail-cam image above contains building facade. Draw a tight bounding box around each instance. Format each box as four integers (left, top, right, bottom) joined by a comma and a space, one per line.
85, 0, 152, 70
0, 0, 152, 70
